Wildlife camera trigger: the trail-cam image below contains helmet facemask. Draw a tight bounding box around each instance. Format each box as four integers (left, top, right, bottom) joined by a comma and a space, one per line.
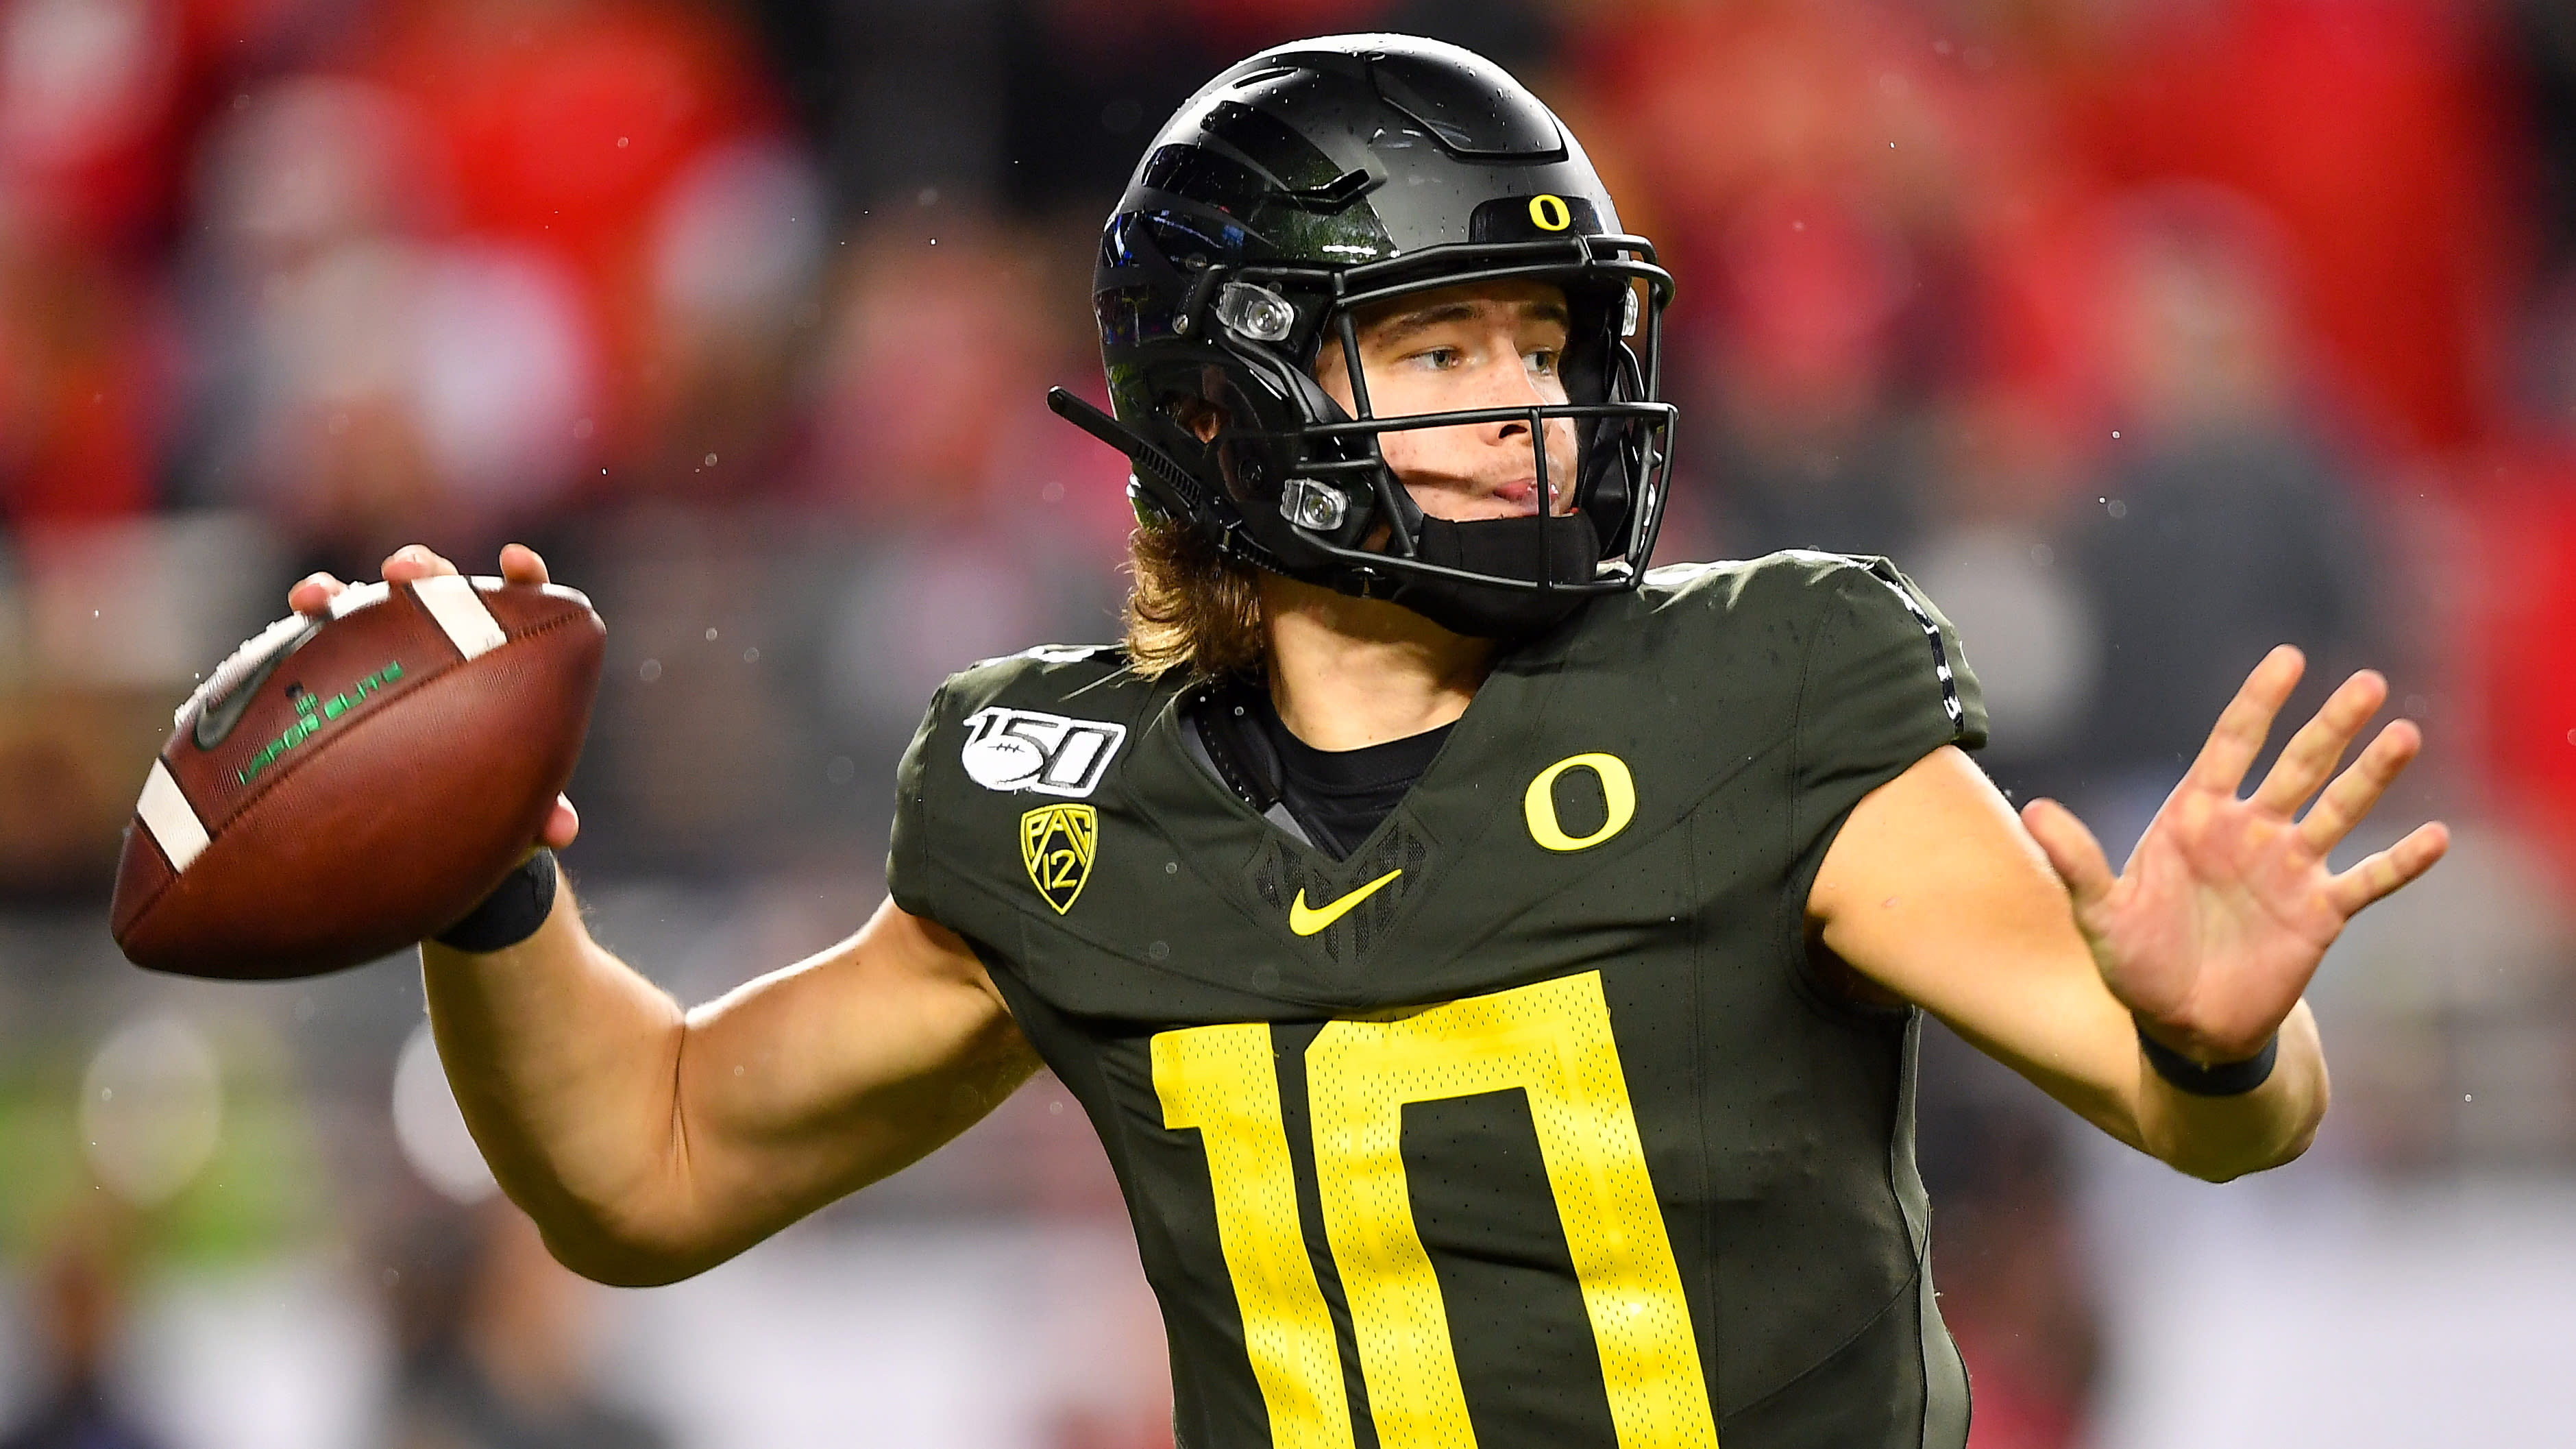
1204, 244, 1674, 635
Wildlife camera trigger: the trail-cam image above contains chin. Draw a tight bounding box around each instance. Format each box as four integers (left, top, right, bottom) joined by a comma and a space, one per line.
1432, 491, 1545, 522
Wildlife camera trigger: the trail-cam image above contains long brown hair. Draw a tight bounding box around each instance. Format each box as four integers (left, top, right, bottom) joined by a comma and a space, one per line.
1123, 515, 1266, 680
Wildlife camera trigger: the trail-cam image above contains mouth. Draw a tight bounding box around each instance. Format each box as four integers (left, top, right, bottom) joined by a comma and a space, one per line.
1401, 472, 1571, 524
1488, 478, 1559, 517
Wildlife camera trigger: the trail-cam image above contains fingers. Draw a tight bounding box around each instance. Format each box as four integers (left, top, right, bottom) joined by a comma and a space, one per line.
498, 542, 552, 585
2250, 668, 2389, 816
2296, 716, 2421, 855
379, 543, 459, 583
2183, 645, 2305, 796
2021, 797, 2117, 910
291, 542, 547, 623
287, 571, 346, 618
539, 793, 580, 850
310, 543, 539, 612
2327, 820, 2450, 916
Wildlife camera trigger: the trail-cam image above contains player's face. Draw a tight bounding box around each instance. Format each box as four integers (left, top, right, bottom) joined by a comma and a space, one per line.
1314, 280, 1580, 523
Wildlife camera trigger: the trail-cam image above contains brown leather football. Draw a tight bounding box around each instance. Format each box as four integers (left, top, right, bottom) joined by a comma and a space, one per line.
110, 576, 605, 979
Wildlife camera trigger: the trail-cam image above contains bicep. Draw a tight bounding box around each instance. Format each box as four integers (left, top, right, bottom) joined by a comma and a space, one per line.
663, 898, 1040, 1263
1808, 746, 2146, 1147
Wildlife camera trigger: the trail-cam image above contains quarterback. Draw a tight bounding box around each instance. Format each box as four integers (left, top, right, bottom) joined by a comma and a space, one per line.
292, 37, 2446, 1449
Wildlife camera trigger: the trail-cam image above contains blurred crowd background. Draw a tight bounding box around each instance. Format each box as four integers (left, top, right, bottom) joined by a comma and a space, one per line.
5, 0, 2576, 1446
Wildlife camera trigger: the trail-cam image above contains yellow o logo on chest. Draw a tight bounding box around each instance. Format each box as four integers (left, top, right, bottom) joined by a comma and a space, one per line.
1524, 752, 1635, 851
1528, 193, 1573, 232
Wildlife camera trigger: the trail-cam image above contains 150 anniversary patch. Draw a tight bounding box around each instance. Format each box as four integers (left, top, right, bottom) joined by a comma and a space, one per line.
961, 707, 1127, 798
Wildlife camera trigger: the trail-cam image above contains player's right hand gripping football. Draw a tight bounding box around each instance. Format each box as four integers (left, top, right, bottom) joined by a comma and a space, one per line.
289, 544, 582, 851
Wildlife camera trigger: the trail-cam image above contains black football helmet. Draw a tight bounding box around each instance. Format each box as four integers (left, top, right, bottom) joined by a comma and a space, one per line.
1047, 33, 1678, 637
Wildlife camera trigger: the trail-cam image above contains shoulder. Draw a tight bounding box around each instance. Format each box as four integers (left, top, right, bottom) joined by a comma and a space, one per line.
1631, 549, 1925, 622
1569, 549, 1981, 746
902, 642, 1181, 800
1566, 550, 1937, 661
935, 642, 1157, 717
1683, 551, 1980, 752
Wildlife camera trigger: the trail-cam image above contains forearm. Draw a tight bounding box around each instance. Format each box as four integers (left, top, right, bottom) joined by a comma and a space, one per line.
295, 548, 1036, 1281
665, 942, 1040, 1256
421, 877, 696, 1278
2133, 1001, 2330, 1182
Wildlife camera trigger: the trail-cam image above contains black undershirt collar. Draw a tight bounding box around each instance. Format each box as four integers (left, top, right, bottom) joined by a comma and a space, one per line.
1248, 690, 1451, 860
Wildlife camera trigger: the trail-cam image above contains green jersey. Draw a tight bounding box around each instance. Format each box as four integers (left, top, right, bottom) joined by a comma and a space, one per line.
889, 551, 1988, 1449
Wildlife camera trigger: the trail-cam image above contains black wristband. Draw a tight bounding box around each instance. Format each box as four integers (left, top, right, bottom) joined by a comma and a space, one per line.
2137, 1020, 2279, 1097
434, 850, 559, 953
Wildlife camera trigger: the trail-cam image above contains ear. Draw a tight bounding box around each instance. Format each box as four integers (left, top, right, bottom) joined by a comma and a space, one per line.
1170, 395, 1229, 444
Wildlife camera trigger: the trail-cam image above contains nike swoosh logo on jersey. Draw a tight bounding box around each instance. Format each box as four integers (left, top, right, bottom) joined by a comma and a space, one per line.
1287, 868, 1404, 936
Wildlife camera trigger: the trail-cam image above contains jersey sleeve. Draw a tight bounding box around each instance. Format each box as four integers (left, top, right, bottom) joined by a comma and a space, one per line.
883, 644, 1150, 947
885, 679, 956, 928
1790, 555, 1987, 849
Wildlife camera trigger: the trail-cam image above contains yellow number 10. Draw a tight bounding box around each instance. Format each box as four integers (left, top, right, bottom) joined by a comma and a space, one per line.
1151, 972, 1719, 1449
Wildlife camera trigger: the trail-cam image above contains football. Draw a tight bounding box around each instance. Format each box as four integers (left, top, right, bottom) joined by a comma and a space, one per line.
110, 575, 606, 979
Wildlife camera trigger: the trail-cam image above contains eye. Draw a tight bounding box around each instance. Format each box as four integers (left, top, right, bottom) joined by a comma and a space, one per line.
1409, 345, 1463, 370
1525, 348, 1559, 375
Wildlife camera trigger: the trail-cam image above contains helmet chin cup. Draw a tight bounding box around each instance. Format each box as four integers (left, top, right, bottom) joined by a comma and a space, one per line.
1391, 513, 1605, 637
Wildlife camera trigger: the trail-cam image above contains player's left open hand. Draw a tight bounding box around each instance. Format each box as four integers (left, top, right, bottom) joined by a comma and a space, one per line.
2020, 646, 2450, 1064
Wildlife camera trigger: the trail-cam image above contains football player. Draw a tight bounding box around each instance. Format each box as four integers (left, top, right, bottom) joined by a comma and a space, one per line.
291, 36, 2447, 1449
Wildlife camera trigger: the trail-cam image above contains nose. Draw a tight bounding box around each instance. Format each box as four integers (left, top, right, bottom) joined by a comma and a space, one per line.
1484, 356, 1554, 442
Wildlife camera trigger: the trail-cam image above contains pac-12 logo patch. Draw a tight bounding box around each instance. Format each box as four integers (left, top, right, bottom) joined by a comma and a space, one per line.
961, 707, 1127, 798
1021, 804, 1097, 914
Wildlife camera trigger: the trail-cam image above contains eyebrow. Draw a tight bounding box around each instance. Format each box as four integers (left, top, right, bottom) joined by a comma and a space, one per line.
1366, 297, 1571, 350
